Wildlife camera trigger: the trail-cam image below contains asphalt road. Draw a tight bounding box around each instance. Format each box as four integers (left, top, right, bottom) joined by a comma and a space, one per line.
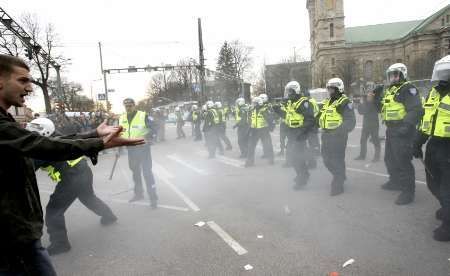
36, 115, 450, 276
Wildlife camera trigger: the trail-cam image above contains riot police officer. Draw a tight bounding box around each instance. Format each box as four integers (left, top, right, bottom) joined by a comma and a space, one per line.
318, 78, 356, 196
215, 101, 232, 150
245, 96, 275, 167
273, 81, 315, 189
380, 63, 423, 205
233, 98, 250, 158
203, 101, 221, 158
191, 105, 203, 141
414, 55, 450, 241
120, 98, 158, 207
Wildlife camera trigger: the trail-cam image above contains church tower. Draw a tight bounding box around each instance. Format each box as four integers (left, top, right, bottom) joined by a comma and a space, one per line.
307, 0, 346, 87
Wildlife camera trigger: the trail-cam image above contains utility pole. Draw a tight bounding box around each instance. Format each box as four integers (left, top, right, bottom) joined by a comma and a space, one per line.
197, 18, 206, 103
98, 42, 109, 102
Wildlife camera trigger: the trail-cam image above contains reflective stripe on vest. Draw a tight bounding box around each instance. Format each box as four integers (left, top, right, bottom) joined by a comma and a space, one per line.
120, 111, 149, 138
382, 82, 409, 121
285, 97, 307, 128
309, 98, 320, 117
193, 111, 199, 122
251, 107, 268, 129
210, 109, 220, 124
319, 95, 348, 130
41, 157, 83, 183
421, 87, 450, 137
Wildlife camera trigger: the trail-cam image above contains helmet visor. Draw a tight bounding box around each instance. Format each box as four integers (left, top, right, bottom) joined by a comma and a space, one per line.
432, 62, 450, 82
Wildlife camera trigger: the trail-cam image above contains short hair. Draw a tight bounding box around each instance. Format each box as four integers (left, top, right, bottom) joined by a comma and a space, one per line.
0, 54, 30, 76
123, 98, 135, 105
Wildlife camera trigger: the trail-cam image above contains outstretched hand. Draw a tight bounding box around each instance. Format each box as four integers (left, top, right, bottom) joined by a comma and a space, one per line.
97, 120, 122, 137
102, 127, 145, 149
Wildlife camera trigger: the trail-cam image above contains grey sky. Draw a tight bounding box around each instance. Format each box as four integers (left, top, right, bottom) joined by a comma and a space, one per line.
4, 0, 448, 112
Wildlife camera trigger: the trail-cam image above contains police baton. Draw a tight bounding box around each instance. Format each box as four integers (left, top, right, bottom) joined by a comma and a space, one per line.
109, 151, 120, 180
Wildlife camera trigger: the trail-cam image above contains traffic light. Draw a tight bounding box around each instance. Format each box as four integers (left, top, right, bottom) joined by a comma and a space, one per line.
24, 48, 33, 60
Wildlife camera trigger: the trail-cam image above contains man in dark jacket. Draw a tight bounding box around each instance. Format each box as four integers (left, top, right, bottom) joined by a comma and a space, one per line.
0, 55, 144, 275
354, 85, 383, 162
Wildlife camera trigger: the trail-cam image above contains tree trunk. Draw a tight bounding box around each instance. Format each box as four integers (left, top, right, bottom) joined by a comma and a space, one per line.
41, 85, 52, 114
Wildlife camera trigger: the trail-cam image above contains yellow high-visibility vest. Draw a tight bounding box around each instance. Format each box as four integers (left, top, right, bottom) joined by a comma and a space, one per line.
420, 87, 450, 137
285, 97, 308, 128
41, 157, 84, 183
319, 95, 349, 130
251, 107, 268, 129
119, 111, 149, 138
381, 82, 410, 121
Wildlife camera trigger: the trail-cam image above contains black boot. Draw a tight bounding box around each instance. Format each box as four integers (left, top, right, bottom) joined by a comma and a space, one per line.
330, 180, 344, 196
433, 222, 450, 242
381, 181, 402, 191
100, 214, 118, 226
47, 241, 71, 256
293, 176, 307, 190
395, 192, 414, 205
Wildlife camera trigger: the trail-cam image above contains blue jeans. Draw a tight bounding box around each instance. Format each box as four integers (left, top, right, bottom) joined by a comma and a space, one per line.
0, 240, 57, 276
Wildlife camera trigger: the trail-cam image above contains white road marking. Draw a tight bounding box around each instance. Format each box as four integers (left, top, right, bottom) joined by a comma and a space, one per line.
167, 154, 210, 175
153, 169, 201, 212
347, 167, 426, 185
206, 221, 248, 256
197, 150, 243, 168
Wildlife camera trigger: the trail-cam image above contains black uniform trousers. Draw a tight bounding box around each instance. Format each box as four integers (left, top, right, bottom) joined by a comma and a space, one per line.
176, 121, 186, 138
280, 123, 288, 153
321, 131, 348, 187
359, 123, 381, 159
384, 126, 415, 194
127, 144, 158, 202
237, 126, 249, 156
246, 127, 274, 164
217, 124, 232, 149
45, 161, 115, 245
288, 130, 309, 185
205, 127, 220, 158
425, 139, 450, 222
194, 120, 202, 141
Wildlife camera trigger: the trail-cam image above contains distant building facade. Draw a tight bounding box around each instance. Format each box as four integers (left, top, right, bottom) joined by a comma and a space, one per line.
307, 0, 450, 94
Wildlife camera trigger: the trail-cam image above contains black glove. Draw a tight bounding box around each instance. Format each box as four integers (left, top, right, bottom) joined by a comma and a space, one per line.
412, 145, 423, 159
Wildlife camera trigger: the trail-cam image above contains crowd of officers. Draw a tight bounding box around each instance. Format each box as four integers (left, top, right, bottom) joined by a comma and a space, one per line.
190, 56, 450, 242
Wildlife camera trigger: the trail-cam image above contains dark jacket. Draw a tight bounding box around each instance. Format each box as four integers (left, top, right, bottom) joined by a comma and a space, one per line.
358, 97, 380, 128
0, 107, 104, 248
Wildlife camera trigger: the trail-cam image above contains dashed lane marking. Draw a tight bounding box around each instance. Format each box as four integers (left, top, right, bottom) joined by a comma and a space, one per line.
206, 221, 248, 256
167, 154, 210, 176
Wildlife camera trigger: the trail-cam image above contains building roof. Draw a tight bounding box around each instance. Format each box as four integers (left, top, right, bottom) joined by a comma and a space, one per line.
345, 4, 449, 44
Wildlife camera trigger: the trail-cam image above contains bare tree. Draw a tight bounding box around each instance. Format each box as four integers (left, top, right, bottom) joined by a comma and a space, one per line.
0, 13, 67, 113
229, 40, 253, 81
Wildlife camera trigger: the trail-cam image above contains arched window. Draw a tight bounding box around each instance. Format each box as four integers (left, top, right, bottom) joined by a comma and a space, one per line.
331, 57, 335, 66
330, 23, 334, 38
364, 60, 373, 81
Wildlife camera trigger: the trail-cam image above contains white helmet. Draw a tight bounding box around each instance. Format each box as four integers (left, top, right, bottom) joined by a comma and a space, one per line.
235, 97, 245, 106
259, 93, 268, 103
26, 118, 55, 137
432, 55, 450, 82
191, 105, 198, 110
175, 107, 180, 112
252, 96, 263, 106
386, 63, 408, 84
202, 104, 207, 111
284, 81, 301, 97
206, 101, 215, 109
214, 101, 222, 108
326, 78, 345, 93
